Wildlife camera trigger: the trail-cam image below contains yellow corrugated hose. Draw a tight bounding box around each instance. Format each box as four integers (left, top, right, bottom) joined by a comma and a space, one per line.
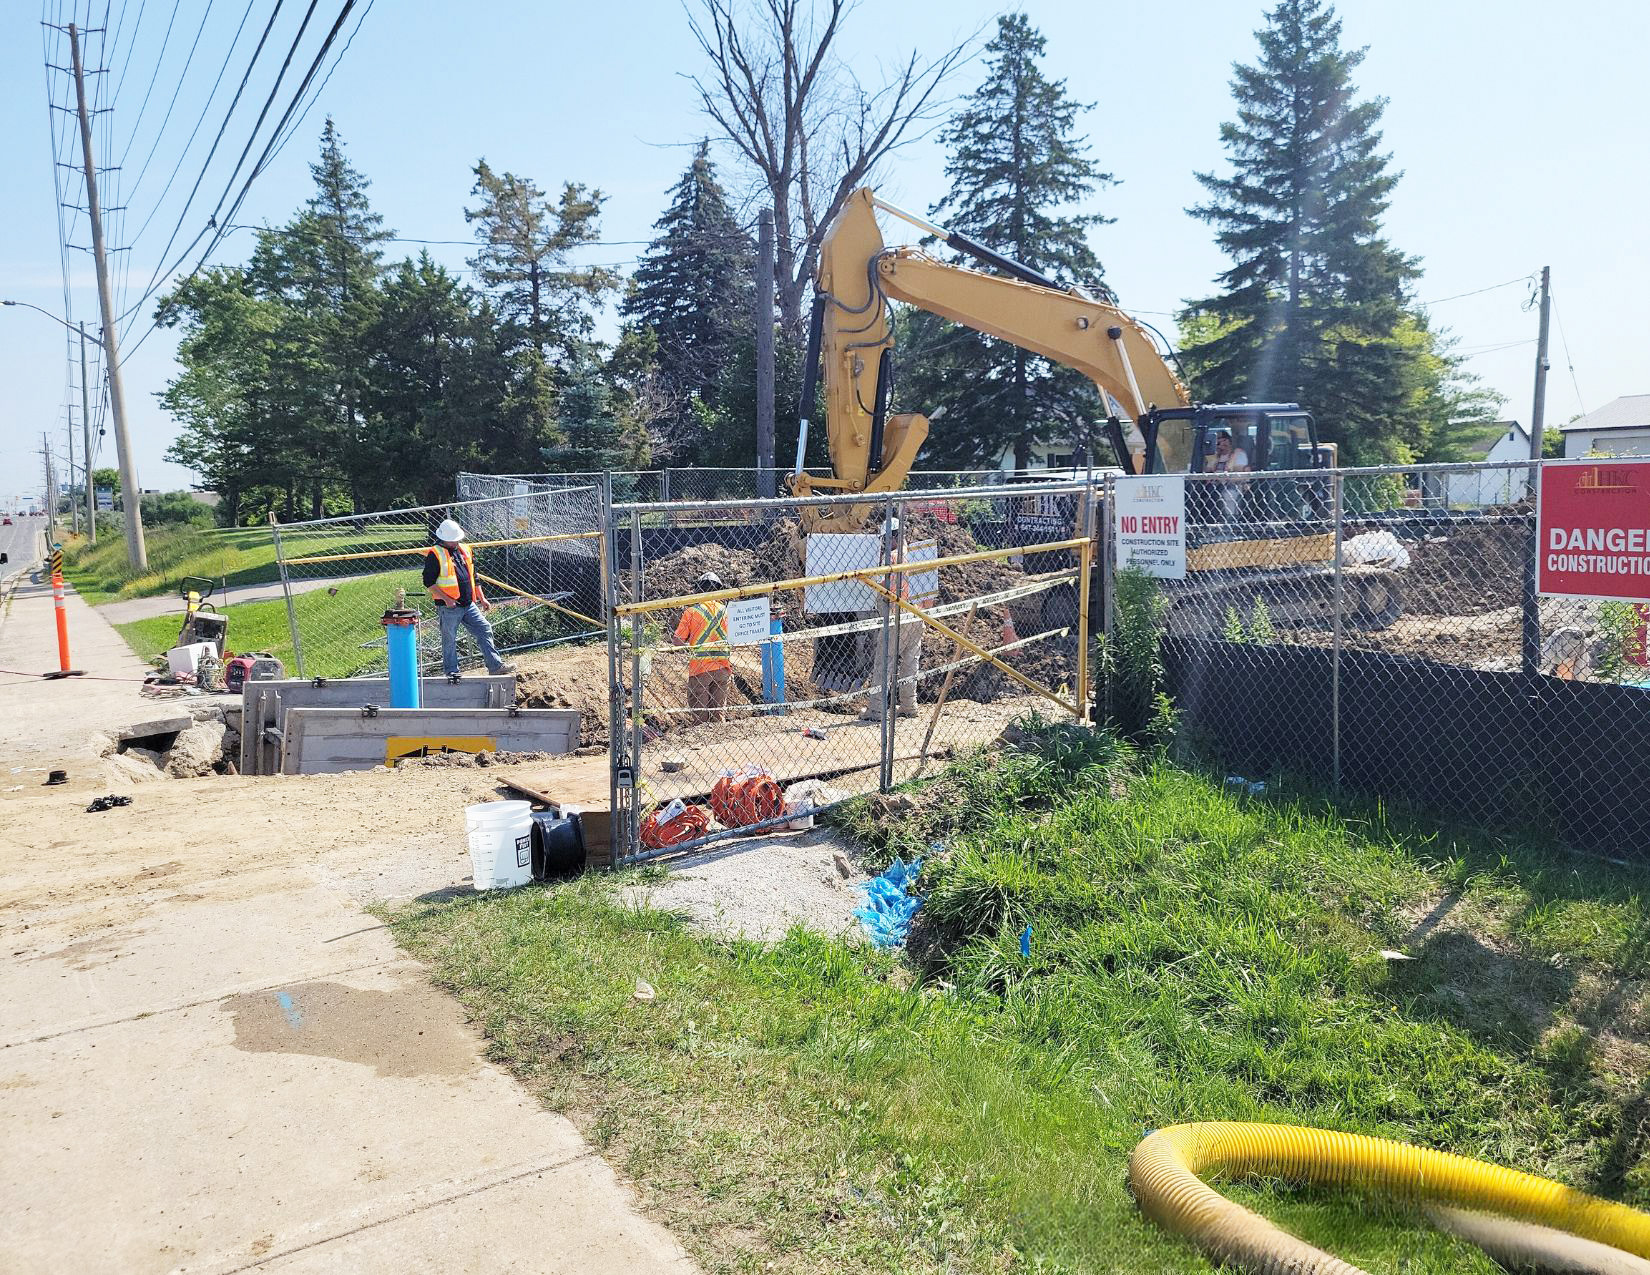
1129, 1122, 1650, 1275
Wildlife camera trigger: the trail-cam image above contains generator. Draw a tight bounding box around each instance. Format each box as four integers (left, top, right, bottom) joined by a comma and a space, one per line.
224, 653, 285, 693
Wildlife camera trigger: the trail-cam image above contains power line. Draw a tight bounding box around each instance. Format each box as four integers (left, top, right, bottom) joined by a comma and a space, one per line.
1550, 291, 1587, 418
125, 0, 259, 249
120, 0, 218, 205
109, 0, 147, 102
116, 0, 296, 332
258, 0, 374, 168
1418, 273, 1535, 307
114, 0, 180, 168
123, 0, 363, 362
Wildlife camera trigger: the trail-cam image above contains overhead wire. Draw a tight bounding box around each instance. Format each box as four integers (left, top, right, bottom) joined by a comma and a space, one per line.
1550, 291, 1587, 419
117, 0, 300, 333
123, 0, 364, 362
114, 0, 180, 168
120, 0, 218, 209
257, 0, 374, 168
125, 0, 260, 250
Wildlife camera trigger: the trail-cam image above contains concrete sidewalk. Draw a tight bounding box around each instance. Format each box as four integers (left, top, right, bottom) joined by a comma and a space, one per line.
0, 570, 160, 771
0, 766, 698, 1275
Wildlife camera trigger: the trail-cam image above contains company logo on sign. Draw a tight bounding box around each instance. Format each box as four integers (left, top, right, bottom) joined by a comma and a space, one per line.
1574, 466, 1638, 493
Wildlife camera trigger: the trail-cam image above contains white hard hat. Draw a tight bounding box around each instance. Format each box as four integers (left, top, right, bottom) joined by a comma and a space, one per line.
435, 518, 465, 543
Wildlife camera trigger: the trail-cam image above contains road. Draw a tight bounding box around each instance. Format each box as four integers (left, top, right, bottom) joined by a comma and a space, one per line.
0, 514, 43, 582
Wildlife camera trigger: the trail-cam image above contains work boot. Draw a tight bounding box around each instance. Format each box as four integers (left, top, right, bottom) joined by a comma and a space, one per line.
491, 661, 518, 675
897, 706, 918, 718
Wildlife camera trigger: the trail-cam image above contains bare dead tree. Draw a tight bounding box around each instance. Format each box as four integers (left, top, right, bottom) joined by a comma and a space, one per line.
687, 0, 974, 332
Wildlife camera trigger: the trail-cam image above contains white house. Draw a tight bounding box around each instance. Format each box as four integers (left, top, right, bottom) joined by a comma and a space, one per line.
1422, 421, 1530, 507
1561, 395, 1650, 458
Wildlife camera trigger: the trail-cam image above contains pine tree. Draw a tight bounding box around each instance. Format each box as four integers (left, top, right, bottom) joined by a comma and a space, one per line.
899, 14, 1117, 470
465, 162, 617, 363
622, 142, 754, 456
1181, 0, 1426, 462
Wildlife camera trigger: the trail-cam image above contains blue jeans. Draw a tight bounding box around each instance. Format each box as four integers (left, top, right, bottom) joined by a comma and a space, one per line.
436, 602, 505, 675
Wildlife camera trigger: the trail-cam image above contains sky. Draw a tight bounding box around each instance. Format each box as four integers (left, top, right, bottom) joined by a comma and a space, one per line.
2, 0, 1646, 512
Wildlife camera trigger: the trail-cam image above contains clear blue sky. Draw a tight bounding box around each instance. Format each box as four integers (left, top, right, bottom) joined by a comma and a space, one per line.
3, 0, 1646, 510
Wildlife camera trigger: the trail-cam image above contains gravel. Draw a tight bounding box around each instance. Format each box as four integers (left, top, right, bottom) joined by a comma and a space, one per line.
618, 827, 869, 942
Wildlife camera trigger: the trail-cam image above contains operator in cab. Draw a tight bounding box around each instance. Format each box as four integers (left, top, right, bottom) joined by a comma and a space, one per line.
423, 518, 516, 678
670, 573, 732, 724
1213, 430, 1251, 520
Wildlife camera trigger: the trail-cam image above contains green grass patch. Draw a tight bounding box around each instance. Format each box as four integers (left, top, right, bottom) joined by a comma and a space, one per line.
63, 521, 428, 604
116, 572, 407, 677
388, 723, 1650, 1273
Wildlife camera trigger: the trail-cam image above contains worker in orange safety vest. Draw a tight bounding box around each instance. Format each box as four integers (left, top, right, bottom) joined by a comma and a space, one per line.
423, 518, 516, 678
669, 572, 732, 724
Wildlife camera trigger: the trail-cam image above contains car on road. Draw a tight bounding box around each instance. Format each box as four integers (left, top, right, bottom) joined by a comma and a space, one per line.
2, 516, 11, 525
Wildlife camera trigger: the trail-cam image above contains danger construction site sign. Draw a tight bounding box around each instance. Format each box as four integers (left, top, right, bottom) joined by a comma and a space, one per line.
1537, 459, 1650, 603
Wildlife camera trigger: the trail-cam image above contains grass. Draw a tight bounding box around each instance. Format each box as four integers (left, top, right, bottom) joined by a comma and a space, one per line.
62, 521, 427, 604
388, 721, 1650, 1274
116, 572, 407, 677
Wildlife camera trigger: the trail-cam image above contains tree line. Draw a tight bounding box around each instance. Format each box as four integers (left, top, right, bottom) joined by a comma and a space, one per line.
160, 0, 1498, 525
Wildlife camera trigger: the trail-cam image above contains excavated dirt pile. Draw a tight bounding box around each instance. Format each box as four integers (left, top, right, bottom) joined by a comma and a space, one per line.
1402, 516, 1528, 616
514, 645, 612, 746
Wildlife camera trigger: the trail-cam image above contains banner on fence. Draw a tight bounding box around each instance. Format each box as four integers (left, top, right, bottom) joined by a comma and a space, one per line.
1113, 475, 1186, 579
1538, 459, 1650, 602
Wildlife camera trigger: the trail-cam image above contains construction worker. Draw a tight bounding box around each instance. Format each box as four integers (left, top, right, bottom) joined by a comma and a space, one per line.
861, 515, 922, 721
423, 518, 516, 678
670, 572, 732, 724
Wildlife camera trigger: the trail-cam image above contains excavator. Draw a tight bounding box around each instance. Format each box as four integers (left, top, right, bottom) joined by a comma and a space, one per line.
787, 187, 1401, 639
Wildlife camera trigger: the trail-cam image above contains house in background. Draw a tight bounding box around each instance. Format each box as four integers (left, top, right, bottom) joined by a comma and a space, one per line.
1561, 395, 1650, 458
1421, 420, 1529, 507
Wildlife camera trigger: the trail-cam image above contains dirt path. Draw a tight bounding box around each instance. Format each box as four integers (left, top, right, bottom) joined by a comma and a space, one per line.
0, 596, 698, 1275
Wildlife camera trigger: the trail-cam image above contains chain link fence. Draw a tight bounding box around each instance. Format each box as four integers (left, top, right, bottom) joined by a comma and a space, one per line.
269, 487, 605, 680
604, 480, 1099, 862
1136, 460, 1650, 858
459, 466, 1085, 507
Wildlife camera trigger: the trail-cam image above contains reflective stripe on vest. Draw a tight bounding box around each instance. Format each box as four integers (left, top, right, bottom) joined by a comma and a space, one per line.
431, 544, 473, 601
688, 602, 729, 657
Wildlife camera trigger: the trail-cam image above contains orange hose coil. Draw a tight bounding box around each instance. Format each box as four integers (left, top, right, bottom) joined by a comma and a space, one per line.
709, 772, 785, 829
639, 802, 711, 850
1129, 1122, 1650, 1275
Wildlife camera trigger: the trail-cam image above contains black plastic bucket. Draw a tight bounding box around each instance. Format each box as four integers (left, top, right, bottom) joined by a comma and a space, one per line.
530, 811, 585, 878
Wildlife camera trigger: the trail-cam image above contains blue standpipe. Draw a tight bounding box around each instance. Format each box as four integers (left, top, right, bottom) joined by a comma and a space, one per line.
761, 617, 786, 714
382, 608, 422, 708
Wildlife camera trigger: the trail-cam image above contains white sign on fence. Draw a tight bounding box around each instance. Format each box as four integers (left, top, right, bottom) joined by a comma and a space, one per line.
725, 595, 772, 645
1113, 475, 1187, 580
803, 536, 939, 613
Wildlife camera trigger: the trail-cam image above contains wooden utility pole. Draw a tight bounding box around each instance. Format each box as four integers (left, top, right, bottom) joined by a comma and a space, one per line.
756, 207, 776, 498
1520, 265, 1551, 678
42, 433, 56, 540
79, 322, 96, 544
1528, 266, 1551, 462
65, 406, 80, 536
68, 23, 145, 569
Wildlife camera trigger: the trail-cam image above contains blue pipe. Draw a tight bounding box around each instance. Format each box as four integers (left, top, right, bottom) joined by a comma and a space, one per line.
382, 609, 422, 708
762, 617, 786, 714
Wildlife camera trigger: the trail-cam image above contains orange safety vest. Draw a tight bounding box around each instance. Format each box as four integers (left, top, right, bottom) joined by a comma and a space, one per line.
676, 601, 731, 675
428, 544, 476, 602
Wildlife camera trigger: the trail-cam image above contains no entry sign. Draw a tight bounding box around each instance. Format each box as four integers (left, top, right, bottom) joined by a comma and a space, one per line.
1113, 475, 1186, 580
1538, 459, 1650, 602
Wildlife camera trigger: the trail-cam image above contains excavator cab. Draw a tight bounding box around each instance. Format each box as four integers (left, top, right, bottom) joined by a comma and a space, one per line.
1123, 404, 1325, 477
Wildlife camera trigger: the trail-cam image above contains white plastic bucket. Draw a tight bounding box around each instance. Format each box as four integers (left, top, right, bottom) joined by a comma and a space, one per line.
464, 802, 533, 890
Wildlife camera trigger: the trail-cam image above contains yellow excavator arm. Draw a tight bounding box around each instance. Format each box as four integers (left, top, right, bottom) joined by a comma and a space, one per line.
791, 187, 1189, 520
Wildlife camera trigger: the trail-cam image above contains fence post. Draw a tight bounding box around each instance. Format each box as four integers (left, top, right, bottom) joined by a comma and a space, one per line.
602, 473, 631, 866
878, 493, 896, 792
1521, 459, 1542, 678
1331, 470, 1344, 794
1101, 471, 1115, 725
628, 505, 645, 863
270, 512, 306, 679
1076, 475, 1096, 723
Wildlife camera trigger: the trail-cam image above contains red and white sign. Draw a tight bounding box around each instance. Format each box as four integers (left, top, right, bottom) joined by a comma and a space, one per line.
1537, 459, 1650, 602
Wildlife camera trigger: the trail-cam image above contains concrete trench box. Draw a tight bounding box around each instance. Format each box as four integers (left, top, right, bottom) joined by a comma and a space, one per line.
278, 705, 581, 775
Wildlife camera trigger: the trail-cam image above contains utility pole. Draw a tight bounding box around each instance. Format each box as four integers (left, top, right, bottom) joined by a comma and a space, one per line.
66, 407, 80, 537
755, 206, 776, 499
80, 322, 96, 544
1520, 265, 1551, 679
68, 23, 145, 570
1527, 266, 1552, 463
42, 433, 57, 541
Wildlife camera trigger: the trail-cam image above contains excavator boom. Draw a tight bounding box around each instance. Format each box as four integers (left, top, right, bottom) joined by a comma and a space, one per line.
794, 187, 1189, 519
